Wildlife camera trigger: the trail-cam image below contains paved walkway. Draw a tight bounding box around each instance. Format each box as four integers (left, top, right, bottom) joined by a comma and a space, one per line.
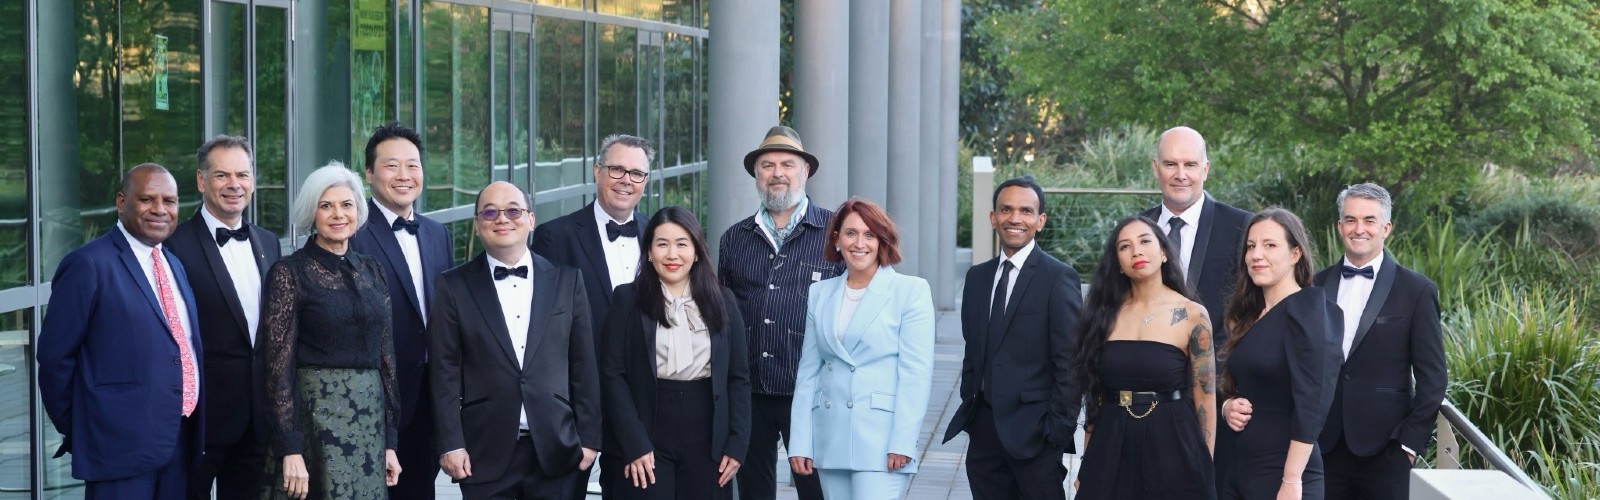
437, 310, 1083, 500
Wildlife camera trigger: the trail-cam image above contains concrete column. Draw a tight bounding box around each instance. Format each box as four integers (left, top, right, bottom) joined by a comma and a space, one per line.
792, 0, 850, 211
937, 0, 962, 309
706, 0, 779, 261
847, 0, 889, 204
885, 0, 921, 276
918, 0, 943, 284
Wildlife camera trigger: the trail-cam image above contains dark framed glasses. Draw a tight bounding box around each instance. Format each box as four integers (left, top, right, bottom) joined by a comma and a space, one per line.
478, 208, 527, 221
600, 164, 650, 183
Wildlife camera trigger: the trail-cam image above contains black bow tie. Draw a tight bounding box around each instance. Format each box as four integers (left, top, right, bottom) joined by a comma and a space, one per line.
606, 220, 639, 242
392, 217, 419, 235
215, 227, 250, 246
1341, 265, 1375, 279
494, 265, 529, 280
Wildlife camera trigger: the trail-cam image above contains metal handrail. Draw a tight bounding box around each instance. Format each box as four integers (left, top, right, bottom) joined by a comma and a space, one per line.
1434, 399, 1551, 499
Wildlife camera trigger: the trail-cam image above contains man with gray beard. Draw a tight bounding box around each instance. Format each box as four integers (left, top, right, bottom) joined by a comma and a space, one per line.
718, 126, 841, 500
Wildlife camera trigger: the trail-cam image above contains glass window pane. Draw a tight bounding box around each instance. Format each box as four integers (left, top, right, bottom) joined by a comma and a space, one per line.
422, 1, 490, 210
534, 16, 586, 195
597, 24, 638, 186
1, 308, 34, 495
256, 6, 291, 236
0, 0, 28, 289
397, 0, 416, 126
350, 0, 394, 172
121, 0, 204, 216
492, 13, 510, 183
513, 28, 532, 193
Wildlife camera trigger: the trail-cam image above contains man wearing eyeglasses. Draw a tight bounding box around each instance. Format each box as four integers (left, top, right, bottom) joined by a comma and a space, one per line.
531, 134, 652, 498
349, 121, 454, 499
430, 181, 600, 499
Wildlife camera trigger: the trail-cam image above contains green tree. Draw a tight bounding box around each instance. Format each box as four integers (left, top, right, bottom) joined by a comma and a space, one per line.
990, 0, 1600, 196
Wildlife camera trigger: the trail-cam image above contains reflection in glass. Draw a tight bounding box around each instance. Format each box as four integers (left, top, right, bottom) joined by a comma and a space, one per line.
39, 0, 120, 280
256, 7, 291, 236
422, 1, 490, 210
120, 0, 204, 214
534, 16, 587, 193
0, 0, 29, 289
1, 308, 33, 496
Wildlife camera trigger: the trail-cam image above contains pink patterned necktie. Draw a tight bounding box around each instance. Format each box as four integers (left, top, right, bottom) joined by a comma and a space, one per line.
151, 247, 199, 416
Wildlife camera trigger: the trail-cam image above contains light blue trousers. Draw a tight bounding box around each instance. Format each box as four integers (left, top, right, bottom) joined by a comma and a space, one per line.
816, 468, 910, 500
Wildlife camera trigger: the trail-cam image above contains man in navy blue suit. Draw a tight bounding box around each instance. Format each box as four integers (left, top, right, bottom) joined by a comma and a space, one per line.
530, 133, 652, 498
349, 122, 453, 498
38, 163, 205, 499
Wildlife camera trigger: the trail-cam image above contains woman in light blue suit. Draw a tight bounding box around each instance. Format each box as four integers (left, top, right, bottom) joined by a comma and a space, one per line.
789, 198, 936, 500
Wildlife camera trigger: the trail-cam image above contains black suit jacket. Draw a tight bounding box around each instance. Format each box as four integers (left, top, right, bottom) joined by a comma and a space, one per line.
943, 247, 1084, 458
599, 283, 751, 464
1315, 252, 1447, 456
1141, 196, 1252, 345
166, 209, 280, 447
348, 199, 453, 431
429, 252, 601, 480
530, 202, 646, 326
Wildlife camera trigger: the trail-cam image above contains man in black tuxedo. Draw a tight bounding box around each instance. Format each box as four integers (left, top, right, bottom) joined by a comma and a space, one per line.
348, 122, 453, 498
168, 136, 281, 500
1139, 126, 1252, 347
1316, 183, 1448, 498
530, 135, 650, 497
430, 181, 600, 499
943, 175, 1083, 500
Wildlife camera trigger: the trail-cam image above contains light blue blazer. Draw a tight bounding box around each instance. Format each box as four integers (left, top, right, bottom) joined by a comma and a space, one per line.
790, 266, 936, 473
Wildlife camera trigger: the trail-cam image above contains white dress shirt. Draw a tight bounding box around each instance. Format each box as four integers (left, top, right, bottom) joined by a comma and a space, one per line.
990, 240, 1036, 311
201, 208, 263, 345
117, 222, 198, 393
592, 202, 639, 290
373, 201, 428, 323
1336, 252, 1384, 359
1158, 194, 1205, 279
487, 251, 534, 431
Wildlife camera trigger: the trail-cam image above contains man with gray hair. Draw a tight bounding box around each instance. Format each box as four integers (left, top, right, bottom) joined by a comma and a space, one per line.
531, 133, 653, 497
167, 136, 282, 500
1224, 183, 1446, 499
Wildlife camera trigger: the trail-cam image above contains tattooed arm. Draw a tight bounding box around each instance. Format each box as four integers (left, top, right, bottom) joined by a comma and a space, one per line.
1185, 304, 1217, 455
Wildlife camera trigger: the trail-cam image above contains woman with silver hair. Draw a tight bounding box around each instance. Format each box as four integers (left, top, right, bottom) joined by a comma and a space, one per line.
259, 162, 402, 499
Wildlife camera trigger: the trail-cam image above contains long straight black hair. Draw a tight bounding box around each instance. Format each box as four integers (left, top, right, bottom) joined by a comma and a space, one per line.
634, 206, 729, 332
1074, 215, 1193, 424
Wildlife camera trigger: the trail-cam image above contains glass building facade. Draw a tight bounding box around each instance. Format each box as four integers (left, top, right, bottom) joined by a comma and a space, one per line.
0, 0, 707, 496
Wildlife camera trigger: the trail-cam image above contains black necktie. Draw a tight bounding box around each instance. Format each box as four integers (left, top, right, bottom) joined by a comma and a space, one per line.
1341, 265, 1375, 279
215, 227, 249, 246
392, 217, 419, 235
1166, 218, 1186, 269
494, 265, 528, 280
606, 220, 639, 242
982, 260, 1015, 397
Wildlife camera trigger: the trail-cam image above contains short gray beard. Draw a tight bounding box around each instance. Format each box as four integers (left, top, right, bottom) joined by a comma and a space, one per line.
760, 182, 805, 213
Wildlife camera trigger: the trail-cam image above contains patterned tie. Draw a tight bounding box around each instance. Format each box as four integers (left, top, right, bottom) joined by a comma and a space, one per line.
151, 247, 199, 417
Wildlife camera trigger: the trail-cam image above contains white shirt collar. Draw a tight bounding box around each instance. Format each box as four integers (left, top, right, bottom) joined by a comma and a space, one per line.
1000, 239, 1037, 269
1342, 251, 1385, 278
117, 221, 161, 255
1159, 192, 1207, 227
486, 251, 534, 278
372, 199, 412, 226
593, 201, 634, 227
199, 205, 242, 233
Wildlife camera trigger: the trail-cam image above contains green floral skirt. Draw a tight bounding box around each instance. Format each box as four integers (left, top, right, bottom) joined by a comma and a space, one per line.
261, 367, 388, 500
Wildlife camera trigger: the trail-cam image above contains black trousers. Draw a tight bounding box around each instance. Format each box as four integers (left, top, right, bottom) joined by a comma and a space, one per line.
736, 394, 823, 500
391, 379, 440, 499
964, 400, 1065, 500
615, 379, 728, 500
1324, 438, 1411, 500
460, 436, 583, 500
185, 422, 265, 500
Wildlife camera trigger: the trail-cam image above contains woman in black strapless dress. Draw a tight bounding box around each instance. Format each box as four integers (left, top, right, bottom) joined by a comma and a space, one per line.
1216, 208, 1341, 500
1075, 216, 1217, 499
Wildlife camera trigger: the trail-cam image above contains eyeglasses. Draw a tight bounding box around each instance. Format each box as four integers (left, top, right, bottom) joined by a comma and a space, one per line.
600, 164, 650, 183
477, 208, 527, 221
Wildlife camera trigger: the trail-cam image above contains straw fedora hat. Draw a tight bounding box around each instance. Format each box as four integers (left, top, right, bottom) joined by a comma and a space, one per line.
742, 126, 819, 177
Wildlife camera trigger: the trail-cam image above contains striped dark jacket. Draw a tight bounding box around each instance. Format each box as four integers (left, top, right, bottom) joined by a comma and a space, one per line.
717, 200, 842, 396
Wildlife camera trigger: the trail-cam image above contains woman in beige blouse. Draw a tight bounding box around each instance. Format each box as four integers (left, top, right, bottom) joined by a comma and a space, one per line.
599, 206, 752, 500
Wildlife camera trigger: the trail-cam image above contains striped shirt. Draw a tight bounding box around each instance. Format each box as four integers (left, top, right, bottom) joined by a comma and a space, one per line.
718, 200, 843, 395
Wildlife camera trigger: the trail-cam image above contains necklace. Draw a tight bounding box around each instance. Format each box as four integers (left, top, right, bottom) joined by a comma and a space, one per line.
844, 286, 867, 302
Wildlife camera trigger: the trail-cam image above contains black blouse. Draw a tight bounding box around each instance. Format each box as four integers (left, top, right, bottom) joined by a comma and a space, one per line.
260, 237, 399, 455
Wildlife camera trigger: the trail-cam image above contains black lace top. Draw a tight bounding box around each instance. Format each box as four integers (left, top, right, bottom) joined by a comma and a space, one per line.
260, 237, 400, 455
